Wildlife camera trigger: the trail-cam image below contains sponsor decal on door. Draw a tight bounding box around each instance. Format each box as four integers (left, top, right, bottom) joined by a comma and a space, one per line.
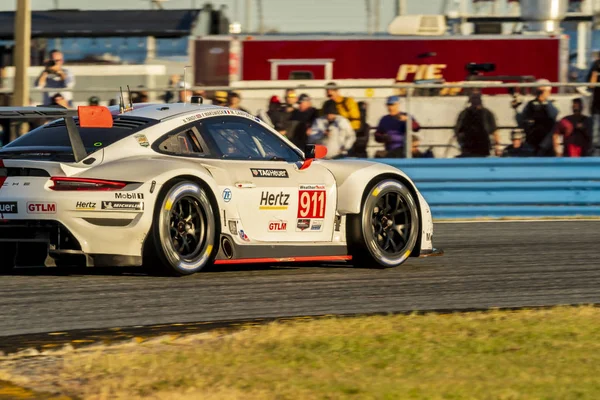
250, 168, 289, 178
296, 219, 310, 231
259, 191, 290, 210
268, 221, 287, 231
298, 185, 326, 219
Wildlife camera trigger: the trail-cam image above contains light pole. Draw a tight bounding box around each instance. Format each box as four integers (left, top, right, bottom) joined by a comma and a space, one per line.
13, 0, 31, 108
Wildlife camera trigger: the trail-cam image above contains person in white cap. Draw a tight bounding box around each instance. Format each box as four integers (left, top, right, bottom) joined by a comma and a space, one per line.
514, 79, 559, 156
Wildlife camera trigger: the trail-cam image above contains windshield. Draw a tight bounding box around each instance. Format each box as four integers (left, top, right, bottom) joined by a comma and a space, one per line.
1, 115, 157, 161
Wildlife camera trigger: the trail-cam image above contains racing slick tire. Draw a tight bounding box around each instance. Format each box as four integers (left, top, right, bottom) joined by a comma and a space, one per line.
346, 179, 419, 269
144, 179, 218, 276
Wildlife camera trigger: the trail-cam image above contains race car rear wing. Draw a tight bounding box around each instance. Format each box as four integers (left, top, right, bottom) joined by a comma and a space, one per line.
0, 106, 113, 163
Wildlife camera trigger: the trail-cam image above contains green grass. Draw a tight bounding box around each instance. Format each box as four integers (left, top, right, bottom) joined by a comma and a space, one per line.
4, 306, 600, 399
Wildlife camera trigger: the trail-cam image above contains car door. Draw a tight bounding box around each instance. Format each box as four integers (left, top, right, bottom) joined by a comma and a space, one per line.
199, 116, 337, 243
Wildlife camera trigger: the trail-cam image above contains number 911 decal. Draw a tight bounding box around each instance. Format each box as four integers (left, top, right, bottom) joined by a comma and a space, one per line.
298, 184, 326, 219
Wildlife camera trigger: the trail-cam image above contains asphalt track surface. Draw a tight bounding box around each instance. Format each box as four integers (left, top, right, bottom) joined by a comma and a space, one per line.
1, 221, 600, 339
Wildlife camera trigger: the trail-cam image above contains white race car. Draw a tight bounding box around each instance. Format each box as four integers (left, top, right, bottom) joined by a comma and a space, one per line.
0, 103, 441, 275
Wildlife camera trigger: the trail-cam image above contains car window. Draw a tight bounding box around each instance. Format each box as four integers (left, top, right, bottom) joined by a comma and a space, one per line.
157, 127, 209, 157
3, 116, 156, 152
202, 118, 302, 162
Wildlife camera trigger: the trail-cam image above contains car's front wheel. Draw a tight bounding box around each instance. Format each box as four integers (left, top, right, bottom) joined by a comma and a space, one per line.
144, 179, 218, 276
347, 179, 419, 269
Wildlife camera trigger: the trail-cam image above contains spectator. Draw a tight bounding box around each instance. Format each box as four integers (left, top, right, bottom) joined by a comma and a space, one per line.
228, 92, 250, 113
348, 101, 370, 158
455, 93, 500, 157
515, 79, 559, 156
50, 93, 69, 108
308, 101, 355, 159
502, 129, 534, 157
164, 74, 179, 103
284, 89, 297, 113
411, 134, 434, 158
88, 96, 100, 106
322, 82, 361, 132
257, 96, 288, 135
288, 93, 318, 149
587, 50, 600, 154
553, 98, 593, 157
35, 49, 75, 106
213, 91, 228, 106
374, 95, 421, 158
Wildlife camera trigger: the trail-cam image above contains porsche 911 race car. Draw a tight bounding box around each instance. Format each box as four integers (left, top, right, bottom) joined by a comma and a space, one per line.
0, 102, 441, 275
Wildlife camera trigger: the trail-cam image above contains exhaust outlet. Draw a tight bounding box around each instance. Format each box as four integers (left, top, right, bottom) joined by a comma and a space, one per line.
221, 236, 234, 259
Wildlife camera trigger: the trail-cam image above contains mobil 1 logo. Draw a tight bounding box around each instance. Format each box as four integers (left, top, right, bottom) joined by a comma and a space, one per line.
115, 193, 144, 200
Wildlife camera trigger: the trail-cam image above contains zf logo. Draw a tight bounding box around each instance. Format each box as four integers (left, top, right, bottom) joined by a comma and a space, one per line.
222, 188, 232, 203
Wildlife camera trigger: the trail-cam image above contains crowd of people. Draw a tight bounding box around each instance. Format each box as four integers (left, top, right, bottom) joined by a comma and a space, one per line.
1, 49, 600, 158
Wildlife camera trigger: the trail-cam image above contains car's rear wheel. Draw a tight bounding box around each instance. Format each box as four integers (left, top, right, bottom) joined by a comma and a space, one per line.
144, 179, 218, 276
347, 179, 419, 269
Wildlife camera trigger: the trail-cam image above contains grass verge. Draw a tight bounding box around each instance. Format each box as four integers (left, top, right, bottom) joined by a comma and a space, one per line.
2, 306, 600, 399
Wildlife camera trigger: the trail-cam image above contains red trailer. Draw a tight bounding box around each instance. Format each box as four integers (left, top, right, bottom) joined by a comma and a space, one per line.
193, 34, 569, 93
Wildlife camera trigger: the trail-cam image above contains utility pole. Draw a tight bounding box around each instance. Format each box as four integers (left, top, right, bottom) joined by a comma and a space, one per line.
374, 0, 380, 33
13, 0, 31, 108
396, 0, 407, 16
257, 0, 264, 34
366, 0, 372, 35
244, 0, 251, 33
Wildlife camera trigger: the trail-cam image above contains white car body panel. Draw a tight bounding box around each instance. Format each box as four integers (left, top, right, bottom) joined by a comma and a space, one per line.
0, 103, 437, 266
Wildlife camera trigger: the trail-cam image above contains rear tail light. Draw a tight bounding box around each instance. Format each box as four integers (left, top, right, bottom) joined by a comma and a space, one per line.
49, 177, 127, 191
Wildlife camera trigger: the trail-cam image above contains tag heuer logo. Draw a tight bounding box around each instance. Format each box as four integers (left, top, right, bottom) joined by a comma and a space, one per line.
250, 168, 288, 178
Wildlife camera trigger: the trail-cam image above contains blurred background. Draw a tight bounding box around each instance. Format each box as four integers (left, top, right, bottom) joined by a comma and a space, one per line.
2, 0, 600, 158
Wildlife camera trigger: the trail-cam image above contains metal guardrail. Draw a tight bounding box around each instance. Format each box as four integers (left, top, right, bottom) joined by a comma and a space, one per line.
375, 157, 600, 219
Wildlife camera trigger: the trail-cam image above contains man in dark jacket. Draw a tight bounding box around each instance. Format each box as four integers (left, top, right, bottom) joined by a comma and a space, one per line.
552, 98, 593, 157
515, 79, 559, 156
288, 94, 318, 150
454, 93, 500, 157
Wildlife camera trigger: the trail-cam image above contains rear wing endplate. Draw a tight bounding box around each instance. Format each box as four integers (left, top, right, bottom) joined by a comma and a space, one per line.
0, 106, 113, 163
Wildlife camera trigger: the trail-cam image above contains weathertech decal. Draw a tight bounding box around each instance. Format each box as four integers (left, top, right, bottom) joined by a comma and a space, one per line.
251, 168, 289, 178
27, 202, 56, 214
101, 201, 144, 211
0, 202, 18, 214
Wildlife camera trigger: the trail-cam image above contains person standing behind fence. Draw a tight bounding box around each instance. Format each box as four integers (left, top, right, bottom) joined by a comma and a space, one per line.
552, 98, 592, 157
374, 96, 421, 158
454, 93, 500, 157
289, 94, 318, 150
514, 79, 559, 157
34, 50, 75, 106
322, 82, 361, 132
587, 50, 600, 155
308, 101, 355, 159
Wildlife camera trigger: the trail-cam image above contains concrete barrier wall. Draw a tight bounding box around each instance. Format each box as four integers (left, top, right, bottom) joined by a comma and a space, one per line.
374, 157, 600, 219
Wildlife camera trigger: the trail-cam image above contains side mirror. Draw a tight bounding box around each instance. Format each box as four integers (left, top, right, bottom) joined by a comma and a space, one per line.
300, 144, 327, 170
304, 144, 327, 160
